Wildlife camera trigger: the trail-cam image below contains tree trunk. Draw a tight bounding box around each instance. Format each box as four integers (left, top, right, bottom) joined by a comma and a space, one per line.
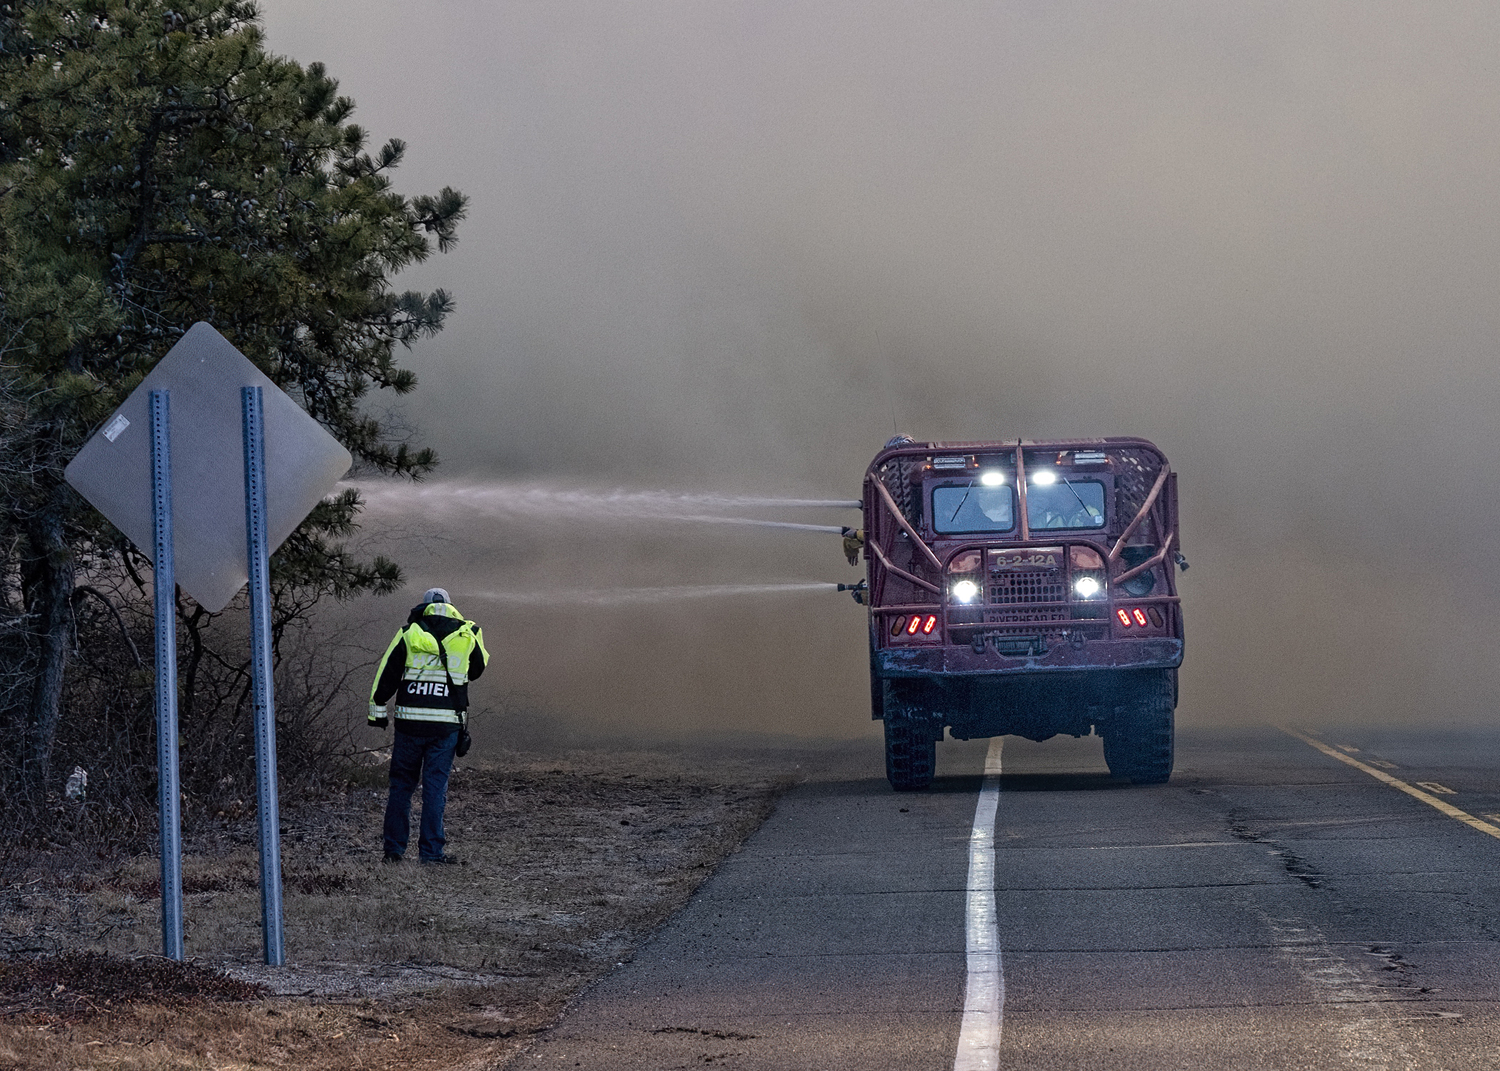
23, 506, 74, 798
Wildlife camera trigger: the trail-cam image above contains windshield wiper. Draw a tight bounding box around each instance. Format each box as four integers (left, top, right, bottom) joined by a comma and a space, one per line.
1059, 476, 1101, 521
949, 481, 974, 523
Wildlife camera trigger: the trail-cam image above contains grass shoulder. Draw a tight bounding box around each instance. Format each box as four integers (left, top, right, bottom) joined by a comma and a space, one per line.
0, 743, 797, 1070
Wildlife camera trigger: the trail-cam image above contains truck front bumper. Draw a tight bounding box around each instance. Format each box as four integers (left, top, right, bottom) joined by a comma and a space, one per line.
874, 637, 1183, 678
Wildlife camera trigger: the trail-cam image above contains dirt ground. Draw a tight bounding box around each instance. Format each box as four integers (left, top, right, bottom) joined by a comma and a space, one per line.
0, 741, 822, 1070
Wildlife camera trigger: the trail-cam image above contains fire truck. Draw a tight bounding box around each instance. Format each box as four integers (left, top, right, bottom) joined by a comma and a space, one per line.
855, 437, 1186, 789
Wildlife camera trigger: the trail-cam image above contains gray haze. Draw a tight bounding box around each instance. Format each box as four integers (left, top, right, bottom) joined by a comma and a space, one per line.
260, 2, 1500, 738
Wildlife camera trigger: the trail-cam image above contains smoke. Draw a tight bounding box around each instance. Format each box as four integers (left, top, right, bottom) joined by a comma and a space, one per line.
263, 2, 1500, 737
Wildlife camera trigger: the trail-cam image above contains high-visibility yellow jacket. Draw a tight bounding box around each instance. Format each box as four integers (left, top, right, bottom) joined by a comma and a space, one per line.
369, 601, 488, 734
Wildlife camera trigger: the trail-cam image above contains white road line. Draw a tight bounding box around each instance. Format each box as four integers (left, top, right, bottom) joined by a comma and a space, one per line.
954, 737, 1004, 1071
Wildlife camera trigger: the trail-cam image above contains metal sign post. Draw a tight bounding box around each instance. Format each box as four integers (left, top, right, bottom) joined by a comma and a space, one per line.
149, 390, 185, 961
66, 324, 353, 968
242, 386, 286, 966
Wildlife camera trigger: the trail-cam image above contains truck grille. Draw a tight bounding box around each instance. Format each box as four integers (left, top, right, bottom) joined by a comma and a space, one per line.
986, 559, 1067, 623
947, 547, 1096, 636
988, 572, 1066, 606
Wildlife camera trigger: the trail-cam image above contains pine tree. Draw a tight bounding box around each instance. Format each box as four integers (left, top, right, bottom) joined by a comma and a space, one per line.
0, 0, 468, 804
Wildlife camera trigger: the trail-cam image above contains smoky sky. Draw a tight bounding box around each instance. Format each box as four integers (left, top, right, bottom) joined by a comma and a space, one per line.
257, 2, 1500, 737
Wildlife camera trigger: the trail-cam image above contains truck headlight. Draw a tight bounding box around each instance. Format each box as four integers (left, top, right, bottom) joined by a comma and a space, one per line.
951, 579, 981, 604
1073, 575, 1102, 599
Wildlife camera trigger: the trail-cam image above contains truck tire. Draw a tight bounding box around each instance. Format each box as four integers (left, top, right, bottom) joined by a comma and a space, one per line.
1128, 670, 1174, 783
1103, 669, 1174, 784
882, 680, 936, 791
884, 713, 936, 791
1101, 728, 1131, 777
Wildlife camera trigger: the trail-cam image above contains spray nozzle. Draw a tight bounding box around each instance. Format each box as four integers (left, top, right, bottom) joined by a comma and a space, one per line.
840, 527, 866, 566
836, 580, 869, 605
1174, 551, 1189, 572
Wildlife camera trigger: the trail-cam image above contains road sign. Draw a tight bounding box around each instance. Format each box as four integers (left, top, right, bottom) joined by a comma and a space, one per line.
65, 323, 354, 967
65, 323, 352, 613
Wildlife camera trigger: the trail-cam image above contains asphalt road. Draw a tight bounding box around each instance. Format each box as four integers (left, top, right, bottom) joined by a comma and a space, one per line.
510, 726, 1500, 1069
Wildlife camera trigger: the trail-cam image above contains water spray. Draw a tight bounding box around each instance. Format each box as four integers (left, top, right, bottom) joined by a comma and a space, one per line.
350, 479, 865, 540
464, 582, 844, 607
670, 515, 849, 535
355, 479, 871, 608
350, 479, 862, 527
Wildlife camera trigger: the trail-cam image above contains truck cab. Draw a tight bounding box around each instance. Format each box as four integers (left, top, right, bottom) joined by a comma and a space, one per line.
860, 437, 1185, 789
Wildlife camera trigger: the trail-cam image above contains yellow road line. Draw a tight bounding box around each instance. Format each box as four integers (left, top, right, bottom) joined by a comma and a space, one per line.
1278, 725, 1500, 842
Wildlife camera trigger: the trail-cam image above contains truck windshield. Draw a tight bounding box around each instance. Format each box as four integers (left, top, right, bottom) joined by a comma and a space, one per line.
1027, 479, 1105, 529
932, 485, 1015, 534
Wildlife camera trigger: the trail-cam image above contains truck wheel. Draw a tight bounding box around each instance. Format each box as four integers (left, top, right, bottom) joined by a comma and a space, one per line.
883, 680, 936, 791
1128, 670, 1174, 783
885, 714, 936, 791
868, 653, 884, 722
1101, 730, 1131, 778
1103, 670, 1174, 784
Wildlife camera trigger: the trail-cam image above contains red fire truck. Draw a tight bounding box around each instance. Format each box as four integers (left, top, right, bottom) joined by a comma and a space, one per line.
855, 437, 1186, 789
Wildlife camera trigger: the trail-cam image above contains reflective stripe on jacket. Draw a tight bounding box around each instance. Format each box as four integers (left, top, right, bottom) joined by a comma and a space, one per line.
370, 601, 488, 728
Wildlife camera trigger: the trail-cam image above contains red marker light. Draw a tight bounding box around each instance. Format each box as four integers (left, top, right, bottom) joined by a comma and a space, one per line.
907, 616, 922, 635
891, 616, 908, 637
1148, 607, 1164, 628
1132, 608, 1149, 627
922, 615, 938, 635
1116, 608, 1133, 627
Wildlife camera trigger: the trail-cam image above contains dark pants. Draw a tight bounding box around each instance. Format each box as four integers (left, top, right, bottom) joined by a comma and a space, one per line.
383, 727, 459, 861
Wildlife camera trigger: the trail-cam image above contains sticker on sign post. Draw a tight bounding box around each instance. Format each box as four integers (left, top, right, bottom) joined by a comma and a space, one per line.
102, 414, 130, 442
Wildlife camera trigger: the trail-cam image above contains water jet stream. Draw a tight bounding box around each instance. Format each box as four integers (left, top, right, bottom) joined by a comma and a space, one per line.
350, 479, 861, 533
463, 582, 841, 607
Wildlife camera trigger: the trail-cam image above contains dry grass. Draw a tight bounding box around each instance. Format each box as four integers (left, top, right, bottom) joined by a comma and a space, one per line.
0, 743, 796, 1070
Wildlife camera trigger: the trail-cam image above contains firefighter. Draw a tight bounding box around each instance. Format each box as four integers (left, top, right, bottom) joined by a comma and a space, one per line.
369, 587, 488, 865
